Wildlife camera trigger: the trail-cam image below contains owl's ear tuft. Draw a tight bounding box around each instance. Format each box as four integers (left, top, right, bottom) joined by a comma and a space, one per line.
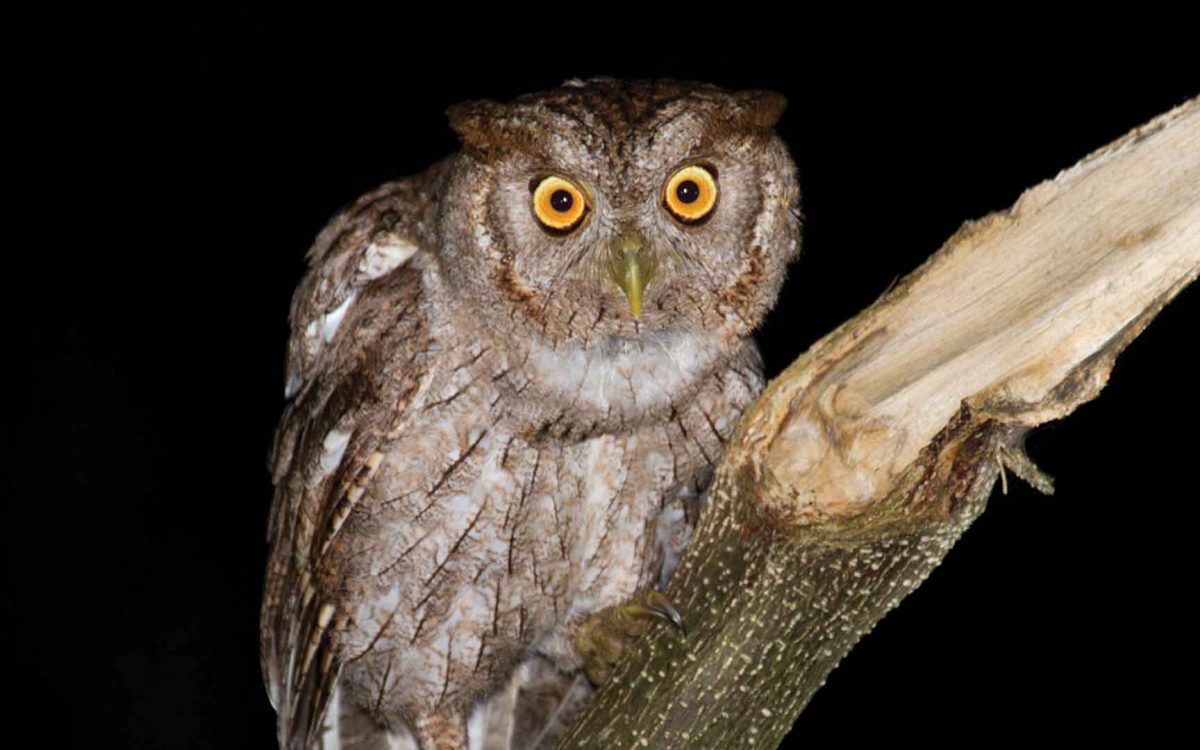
447, 100, 510, 154
737, 90, 788, 130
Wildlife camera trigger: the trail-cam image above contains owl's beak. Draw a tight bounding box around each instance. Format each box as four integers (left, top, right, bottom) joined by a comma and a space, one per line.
608, 232, 653, 319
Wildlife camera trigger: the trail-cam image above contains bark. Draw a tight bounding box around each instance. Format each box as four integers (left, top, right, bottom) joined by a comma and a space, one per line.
556, 97, 1200, 749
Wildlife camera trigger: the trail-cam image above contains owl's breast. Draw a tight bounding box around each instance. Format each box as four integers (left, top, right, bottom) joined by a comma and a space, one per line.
327, 390, 699, 717
327, 321, 759, 721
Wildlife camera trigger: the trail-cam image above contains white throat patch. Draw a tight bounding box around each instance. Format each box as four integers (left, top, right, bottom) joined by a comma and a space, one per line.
525, 329, 727, 416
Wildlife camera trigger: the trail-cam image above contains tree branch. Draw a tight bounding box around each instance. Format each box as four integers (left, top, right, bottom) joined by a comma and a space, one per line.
557, 96, 1200, 748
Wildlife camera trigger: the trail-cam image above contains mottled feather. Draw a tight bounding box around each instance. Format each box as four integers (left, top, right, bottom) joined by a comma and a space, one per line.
262, 79, 800, 750
263, 171, 444, 748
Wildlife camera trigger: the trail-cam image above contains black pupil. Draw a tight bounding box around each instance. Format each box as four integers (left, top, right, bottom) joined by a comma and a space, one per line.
676, 180, 701, 204
550, 189, 574, 212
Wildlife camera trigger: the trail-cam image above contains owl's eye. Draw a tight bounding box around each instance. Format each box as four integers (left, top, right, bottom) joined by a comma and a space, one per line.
532, 176, 588, 231
663, 165, 718, 223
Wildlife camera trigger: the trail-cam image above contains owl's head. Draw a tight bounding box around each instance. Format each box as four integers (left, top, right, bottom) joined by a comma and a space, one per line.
437, 79, 800, 351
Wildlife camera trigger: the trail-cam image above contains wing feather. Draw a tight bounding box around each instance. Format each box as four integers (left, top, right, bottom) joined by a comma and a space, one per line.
261, 165, 450, 749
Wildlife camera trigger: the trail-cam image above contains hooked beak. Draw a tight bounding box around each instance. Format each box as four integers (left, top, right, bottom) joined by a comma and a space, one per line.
608, 231, 654, 319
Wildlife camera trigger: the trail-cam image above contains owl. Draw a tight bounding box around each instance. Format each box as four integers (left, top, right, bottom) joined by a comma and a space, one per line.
261, 78, 801, 750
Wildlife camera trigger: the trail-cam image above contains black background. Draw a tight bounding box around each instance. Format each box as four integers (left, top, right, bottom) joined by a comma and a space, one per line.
6, 16, 1198, 749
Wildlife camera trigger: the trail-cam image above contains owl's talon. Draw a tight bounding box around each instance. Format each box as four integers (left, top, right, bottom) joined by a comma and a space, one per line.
624, 588, 686, 636
573, 587, 685, 686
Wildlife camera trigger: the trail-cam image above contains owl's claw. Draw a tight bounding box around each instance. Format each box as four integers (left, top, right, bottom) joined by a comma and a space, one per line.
573, 587, 685, 685
624, 588, 686, 636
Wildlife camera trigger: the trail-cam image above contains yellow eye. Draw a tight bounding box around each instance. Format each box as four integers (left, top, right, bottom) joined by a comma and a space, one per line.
532, 176, 588, 231
663, 165, 718, 223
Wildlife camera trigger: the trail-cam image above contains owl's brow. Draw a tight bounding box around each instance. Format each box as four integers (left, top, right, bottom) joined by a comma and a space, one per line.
541, 103, 611, 139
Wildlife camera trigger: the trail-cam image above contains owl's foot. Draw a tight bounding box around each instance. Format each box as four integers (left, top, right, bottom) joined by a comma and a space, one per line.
573, 587, 685, 685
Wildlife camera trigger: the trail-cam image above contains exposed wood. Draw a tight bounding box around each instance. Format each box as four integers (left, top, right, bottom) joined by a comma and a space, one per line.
557, 96, 1200, 748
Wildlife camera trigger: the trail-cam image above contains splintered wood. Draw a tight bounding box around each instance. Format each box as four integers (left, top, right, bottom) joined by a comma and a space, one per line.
738, 98, 1200, 524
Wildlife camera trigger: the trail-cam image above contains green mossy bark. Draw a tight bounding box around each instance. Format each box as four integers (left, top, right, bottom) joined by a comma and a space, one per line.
557, 408, 1019, 749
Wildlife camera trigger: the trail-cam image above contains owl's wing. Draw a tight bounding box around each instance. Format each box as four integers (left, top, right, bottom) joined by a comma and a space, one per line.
261, 170, 445, 749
